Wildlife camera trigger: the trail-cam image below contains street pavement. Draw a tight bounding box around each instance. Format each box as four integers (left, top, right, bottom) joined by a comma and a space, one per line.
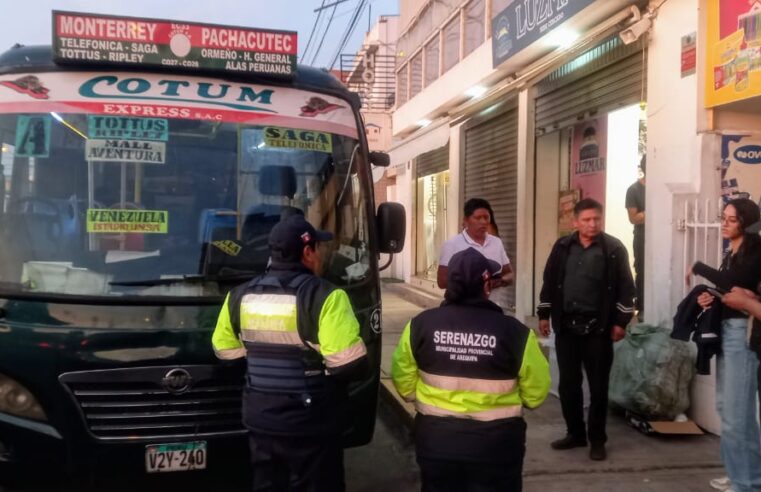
378, 284, 725, 492
0, 398, 421, 492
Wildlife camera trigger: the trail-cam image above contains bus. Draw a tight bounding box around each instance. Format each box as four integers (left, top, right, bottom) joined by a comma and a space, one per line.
0, 11, 405, 480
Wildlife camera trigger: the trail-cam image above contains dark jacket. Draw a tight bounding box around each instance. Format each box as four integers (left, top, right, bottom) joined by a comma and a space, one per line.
393, 298, 549, 463
537, 232, 635, 333
213, 263, 367, 436
671, 285, 722, 375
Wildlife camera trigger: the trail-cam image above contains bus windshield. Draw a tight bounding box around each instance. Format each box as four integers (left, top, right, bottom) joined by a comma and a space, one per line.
0, 71, 371, 299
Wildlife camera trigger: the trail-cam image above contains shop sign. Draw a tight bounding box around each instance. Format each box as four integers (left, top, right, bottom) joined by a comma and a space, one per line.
85, 139, 166, 164
88, 116, 168, 141
681, 32, 697, 77
86, 208, 168, 233
263, 126, 332, 153
705, 1, 761, 107
492, 0, 595, 68
570, 117, 607, 206
53, 11, 297, 77
721, 134, 761, 202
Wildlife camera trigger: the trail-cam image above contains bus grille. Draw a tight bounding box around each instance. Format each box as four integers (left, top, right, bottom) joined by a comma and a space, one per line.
60, 365, 246, 442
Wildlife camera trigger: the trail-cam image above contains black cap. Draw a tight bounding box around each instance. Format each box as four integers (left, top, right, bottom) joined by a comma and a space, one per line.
444, 248, 502, 302
269, 215, 333, 262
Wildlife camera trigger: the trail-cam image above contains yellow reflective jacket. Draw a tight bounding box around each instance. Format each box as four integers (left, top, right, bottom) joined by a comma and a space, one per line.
391, 299, 550, 421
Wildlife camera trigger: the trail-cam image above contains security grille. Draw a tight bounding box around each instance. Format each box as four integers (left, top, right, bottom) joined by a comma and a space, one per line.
464, 106, 519, 311
535, 36, 647, 135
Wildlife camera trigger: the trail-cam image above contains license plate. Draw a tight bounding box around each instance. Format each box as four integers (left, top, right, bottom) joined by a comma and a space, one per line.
145, 441, 207, 473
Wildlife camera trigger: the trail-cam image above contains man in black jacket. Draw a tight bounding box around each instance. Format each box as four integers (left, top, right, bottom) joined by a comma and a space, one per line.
537, 198, 635, 461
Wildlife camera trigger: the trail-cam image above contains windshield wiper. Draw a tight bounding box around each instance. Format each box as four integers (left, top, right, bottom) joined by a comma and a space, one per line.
109, 271, 257, 287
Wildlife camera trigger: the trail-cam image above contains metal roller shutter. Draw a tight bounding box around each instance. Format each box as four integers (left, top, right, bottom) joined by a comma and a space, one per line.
416, 144, 449, 177
535, 36, 647, 135
464, 107, 519, 311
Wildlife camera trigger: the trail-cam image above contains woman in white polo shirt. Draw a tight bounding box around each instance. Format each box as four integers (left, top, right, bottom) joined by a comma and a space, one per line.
438, 198, 513, 310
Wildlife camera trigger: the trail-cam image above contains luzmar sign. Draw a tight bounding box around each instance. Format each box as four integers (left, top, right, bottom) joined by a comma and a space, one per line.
492, 0, 595, 68
52, 11, 297, 76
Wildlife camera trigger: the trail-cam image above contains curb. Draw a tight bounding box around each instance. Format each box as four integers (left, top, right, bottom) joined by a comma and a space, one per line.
382, 282, 441, 310
378, 376, 414, 430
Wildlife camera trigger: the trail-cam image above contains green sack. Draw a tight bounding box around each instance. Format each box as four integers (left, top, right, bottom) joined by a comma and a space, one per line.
608, 324, 696, 420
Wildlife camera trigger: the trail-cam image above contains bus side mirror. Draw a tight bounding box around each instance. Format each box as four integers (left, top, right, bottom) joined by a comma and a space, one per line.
369, 151, 390, 167
376, 202, 405, 254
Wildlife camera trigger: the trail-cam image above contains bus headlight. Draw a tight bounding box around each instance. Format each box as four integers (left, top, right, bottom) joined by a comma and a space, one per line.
0, 374, 47, 421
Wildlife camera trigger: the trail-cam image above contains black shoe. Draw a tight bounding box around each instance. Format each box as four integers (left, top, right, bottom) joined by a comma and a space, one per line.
550, 435, 587, 450
589, 442, 607, 461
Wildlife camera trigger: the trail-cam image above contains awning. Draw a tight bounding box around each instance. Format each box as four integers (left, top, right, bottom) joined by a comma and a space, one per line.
389, 122, 450, 168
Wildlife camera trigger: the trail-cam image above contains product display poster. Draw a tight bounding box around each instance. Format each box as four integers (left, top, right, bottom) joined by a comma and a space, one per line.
721, 134, 761, 203
570, 117, 607, 207
705, 0, 761, 107
558, 189, 581, 236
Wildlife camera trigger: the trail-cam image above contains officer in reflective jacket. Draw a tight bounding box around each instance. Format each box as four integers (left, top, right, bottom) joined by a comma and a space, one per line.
392, 248, 550, 492
212, 214, 367, 491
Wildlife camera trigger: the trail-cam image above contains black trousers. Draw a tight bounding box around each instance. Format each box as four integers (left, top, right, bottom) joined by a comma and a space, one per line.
633, 232, 644, 312
417, 456, 523, 492
555, 330, 614, 444
249, 433, 344, 492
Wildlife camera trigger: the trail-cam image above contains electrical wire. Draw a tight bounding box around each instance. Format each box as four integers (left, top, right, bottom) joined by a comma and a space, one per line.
310, 3, 339, 65
329, 0, 368, 69
329, 0, 365, 66
302, 0, 327, 61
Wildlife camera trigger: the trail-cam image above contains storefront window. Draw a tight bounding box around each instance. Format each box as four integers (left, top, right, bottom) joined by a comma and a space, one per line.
442, 14, 461, 73
424, 35, 440, 87
463, 0, 485, 57
416, 170, 449, 280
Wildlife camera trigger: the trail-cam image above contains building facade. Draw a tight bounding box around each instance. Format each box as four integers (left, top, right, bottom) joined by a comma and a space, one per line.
341, 15, 402, 277
390, 0, 761, 433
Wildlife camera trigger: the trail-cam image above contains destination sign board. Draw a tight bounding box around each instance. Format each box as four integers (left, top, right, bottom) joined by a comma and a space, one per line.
85, 139, 166, 164
53, 11, 297, 76
88, 116, 168, 141
87, 208, 168, 233
264, 126, 333, 153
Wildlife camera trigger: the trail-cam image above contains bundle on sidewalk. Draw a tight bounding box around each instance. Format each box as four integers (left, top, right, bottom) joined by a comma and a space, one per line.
609, 323, 702, 435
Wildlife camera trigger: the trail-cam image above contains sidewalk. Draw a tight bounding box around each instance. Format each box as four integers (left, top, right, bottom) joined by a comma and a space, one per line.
378, 286, 724, 492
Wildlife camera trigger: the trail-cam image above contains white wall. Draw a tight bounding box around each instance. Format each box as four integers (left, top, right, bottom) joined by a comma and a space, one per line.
646, 0, 721, 433
646, 0, 700, 327
516, 88, 536, 322
447, 123, 465, 238
397, 159, 414, 283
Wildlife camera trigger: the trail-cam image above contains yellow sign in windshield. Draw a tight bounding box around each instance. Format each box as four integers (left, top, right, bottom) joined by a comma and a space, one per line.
86, 208, 168, 233
212, 240, 242, 256
264, 126, 332, 153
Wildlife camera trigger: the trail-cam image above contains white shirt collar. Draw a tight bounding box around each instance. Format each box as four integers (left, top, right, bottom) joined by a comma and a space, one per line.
461, 229, 492, 246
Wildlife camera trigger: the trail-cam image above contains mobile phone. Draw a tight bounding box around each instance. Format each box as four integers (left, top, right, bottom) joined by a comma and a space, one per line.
706, 287, 725, 297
